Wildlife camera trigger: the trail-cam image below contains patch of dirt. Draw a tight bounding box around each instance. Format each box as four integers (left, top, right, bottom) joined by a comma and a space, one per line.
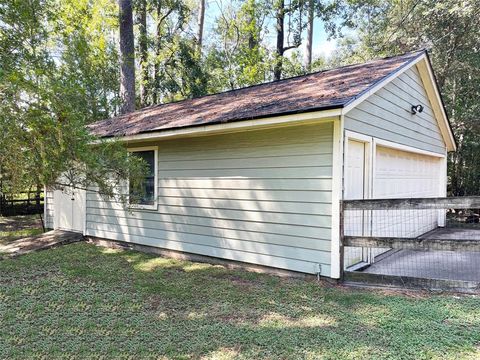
0, 215, 43, 232
209, 273, 255, 287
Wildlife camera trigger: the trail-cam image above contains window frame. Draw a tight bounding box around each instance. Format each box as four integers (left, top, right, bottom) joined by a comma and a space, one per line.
127, 146, 158, 210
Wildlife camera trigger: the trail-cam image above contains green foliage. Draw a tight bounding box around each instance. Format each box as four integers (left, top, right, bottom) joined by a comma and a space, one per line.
205, 0, 270, 90
1, 0, 477, 195
281, 50, 306, 77
0, 0, 145, 201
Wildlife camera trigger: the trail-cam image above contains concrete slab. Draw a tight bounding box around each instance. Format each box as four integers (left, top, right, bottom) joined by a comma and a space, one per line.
0, 230, 83, 259
363, 249, 480, 282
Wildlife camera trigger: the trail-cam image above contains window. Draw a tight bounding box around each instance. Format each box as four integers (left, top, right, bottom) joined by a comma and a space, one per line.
128, 147, 157, 209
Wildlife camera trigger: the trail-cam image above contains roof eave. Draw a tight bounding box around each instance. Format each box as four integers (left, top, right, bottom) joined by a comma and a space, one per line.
93, 106, 343, 144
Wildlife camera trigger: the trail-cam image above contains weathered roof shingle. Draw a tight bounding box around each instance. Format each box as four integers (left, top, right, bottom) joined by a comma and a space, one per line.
89, 51, 424, 138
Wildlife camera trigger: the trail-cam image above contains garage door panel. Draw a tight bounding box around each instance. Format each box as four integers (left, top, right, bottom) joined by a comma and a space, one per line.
373, 146, 441, 238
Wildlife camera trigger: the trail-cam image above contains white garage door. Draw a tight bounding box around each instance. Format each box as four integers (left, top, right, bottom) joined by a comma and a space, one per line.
373, 146, 443, 238
374, 146, 441, 199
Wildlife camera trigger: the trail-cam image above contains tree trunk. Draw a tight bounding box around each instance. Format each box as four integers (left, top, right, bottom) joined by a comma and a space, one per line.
152, 2, 162, 105
138, 0, 149, 107
304, 0, 314, 71
118, 0, 136, 114
197, 0, 205, 55
246, 0, 257, 51
274, 0, 285, 81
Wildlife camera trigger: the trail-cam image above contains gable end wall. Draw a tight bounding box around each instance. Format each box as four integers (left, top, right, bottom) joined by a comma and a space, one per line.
344, 64, 447, 154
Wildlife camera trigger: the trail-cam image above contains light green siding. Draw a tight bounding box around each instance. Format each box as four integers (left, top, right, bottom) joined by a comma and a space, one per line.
85, 122, 335, 276
345, 65, 446, 154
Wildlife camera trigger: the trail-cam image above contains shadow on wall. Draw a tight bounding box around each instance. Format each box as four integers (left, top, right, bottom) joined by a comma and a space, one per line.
85, 123, 336, 274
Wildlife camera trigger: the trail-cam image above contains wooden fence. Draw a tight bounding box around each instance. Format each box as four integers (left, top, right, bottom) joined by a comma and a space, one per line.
342, 196, 480, 252
0, 191, 44, 216
341, 196, 480, 292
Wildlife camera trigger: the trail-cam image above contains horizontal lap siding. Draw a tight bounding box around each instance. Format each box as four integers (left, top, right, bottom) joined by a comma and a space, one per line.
345, 65, 446, 154
85, 122, 334, 276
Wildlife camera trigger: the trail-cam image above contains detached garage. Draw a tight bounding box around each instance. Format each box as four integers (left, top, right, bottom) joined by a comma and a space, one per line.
45, 50, 456, 280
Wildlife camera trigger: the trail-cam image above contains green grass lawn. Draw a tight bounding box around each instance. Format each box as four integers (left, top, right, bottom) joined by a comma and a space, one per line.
1, 243, 479, 359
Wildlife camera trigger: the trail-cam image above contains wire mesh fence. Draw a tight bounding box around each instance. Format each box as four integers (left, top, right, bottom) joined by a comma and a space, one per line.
342, 197, 480, 289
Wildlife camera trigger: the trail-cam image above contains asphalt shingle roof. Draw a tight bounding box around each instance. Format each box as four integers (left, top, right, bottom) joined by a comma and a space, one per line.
89, 50, 424, 138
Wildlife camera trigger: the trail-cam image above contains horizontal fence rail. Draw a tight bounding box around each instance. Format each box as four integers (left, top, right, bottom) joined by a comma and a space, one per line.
344, 236, 480, 252
0, 190, 44, 216
343, 196, 480, 210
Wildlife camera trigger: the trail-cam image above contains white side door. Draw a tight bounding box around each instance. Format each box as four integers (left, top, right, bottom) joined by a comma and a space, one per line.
344, 140, 369, 267
345, 140, 366, 201
71, 188, 85, 233
53, 187, 85, 233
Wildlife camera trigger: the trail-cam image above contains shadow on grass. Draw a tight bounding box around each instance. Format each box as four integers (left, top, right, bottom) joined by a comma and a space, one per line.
1, 242, 480, 359
0, 215, 44, 245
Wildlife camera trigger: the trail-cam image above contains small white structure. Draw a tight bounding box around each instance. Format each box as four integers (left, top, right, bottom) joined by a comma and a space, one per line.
45, 50, 455, 279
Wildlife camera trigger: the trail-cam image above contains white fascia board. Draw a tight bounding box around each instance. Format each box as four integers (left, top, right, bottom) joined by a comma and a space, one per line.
95, 109, 342, 144
416, 59, 456, 152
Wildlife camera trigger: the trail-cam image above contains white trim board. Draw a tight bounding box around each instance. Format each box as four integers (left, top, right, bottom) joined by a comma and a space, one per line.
330, 117, 344, 279
43, 185, 48, 228
416, 59, 456, 151
374, 137, 446, 159
344, 131, 447, 159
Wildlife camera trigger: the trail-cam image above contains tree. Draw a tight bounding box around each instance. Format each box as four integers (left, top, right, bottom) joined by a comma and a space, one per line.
205, 0, 268, 90
304, 0, 314, 70
273, 0, 306, 80
137, 0, 149, 107
304, 0, 351, 72
197, 0, 206, 55
118, 0, 136, 113
0, 0, 145, 201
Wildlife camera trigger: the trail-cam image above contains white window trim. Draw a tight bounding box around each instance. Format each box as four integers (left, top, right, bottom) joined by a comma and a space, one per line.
127, 146, 158, 210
